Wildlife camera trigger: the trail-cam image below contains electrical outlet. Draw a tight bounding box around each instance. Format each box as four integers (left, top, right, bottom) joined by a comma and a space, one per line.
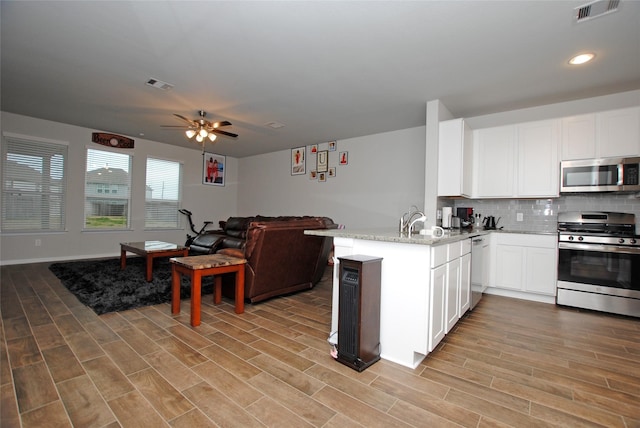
436, 209, 442, 220
516, 212, 523, 222
35, 239, 42, 247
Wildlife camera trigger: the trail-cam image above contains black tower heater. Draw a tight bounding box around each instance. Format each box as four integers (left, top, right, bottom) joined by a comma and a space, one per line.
336, 255, 382, 372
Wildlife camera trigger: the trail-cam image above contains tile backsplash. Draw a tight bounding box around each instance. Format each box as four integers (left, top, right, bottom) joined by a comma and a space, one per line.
441, 193, 640, 233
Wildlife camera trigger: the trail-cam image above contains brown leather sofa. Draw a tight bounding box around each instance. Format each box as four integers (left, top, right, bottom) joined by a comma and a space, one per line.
189, 216, 336, 302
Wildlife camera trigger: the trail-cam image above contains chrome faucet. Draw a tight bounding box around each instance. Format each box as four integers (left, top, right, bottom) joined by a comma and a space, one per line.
400, 208, 426, 235
408, 213, 426, 235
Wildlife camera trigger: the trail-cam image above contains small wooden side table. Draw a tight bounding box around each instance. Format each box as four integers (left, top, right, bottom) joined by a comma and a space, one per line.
120, 241, 188, 282
170, 254, 247, 326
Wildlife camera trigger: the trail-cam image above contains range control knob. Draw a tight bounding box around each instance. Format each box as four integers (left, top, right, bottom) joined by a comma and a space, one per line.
568, 236, 574, 241
578, 236, 584, 241
619, 238, 625, 244
630, 238, 637, 245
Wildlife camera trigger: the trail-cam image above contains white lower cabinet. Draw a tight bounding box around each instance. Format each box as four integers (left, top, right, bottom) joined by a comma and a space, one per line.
492, 233, 557, 297
523, 247, 557, 294
445, 257, 461, 333
430, 239, 472, 351
428, 263, 446, 352
495, 244, 524, 290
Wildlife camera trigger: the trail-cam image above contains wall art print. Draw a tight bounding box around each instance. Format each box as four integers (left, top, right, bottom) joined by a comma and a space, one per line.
203, 152, 225, 186
291, 146, 306, 175
317, 150, 328, 173
339, 151, 348, 165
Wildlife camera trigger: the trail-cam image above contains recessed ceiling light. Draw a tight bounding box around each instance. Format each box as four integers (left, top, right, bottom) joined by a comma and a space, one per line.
569, 53, 595, 65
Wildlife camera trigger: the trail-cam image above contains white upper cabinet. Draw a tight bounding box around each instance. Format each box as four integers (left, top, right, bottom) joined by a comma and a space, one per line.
472, 119, 560, 198
517, 119, 560, 197
438, 118, 473, 197
561, 114, 596, 160
438, 107, 637, 199
561, 107, 640, 160
598, 107, 640, 158
473, 125, 516, 198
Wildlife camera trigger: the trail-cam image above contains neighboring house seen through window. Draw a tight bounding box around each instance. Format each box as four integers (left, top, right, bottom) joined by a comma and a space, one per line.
1, 134, 67, 232
145, 157, 182, 229
84, 148, 131, 229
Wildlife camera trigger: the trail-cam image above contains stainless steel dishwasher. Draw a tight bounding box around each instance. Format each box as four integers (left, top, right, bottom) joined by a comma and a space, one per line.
470, 236, 485, 310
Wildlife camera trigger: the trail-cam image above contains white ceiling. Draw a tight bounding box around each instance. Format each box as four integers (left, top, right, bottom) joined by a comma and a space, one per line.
2, 1, 639, 158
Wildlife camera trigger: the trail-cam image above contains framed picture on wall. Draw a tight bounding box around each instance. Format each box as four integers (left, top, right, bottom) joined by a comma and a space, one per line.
291, 146, 306, 175
317, 150, 328, 172
339, 151, 348, 165
203, 152, 225, 186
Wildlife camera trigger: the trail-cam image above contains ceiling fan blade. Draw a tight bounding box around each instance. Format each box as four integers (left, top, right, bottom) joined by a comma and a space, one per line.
212, 129, 238, 138
173, 114, 196, 125
161, 125, 191, 128
212, 120, 232, 128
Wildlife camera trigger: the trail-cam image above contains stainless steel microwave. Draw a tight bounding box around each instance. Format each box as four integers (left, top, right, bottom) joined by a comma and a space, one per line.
560, 157, 640, 193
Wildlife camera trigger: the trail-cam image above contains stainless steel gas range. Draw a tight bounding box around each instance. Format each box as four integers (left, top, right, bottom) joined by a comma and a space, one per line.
557, 211, 640, 318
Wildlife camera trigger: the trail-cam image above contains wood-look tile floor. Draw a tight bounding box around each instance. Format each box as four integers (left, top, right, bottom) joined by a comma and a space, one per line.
1, 261, 639, 427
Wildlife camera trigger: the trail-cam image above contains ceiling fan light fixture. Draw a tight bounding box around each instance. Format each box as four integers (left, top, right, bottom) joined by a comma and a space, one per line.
165, 111, 237, 143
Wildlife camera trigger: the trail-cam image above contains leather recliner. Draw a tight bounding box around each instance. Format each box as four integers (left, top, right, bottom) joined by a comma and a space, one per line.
189, 215, 336, 302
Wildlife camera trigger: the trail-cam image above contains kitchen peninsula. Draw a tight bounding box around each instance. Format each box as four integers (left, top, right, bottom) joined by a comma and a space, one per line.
306, 228, 484, 368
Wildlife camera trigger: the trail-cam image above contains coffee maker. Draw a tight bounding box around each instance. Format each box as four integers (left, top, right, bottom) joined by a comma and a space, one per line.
456, 207, 474, 229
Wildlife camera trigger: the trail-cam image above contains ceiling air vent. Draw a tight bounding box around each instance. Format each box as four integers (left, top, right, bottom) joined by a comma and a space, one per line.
145, 78, 174, 91
575, 0, 620, 23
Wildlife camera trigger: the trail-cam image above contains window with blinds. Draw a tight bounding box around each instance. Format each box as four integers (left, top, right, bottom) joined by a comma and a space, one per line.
84, 148, 131, 229
145, 157, 182, 229
1, 135, 67, 232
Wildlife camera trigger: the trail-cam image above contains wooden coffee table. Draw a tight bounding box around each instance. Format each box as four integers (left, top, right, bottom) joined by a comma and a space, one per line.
120, 241, 188, 282
170, 254, 247, 327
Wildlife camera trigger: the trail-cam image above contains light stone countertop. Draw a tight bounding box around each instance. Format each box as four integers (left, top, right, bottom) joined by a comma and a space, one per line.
305, 227, 556, 246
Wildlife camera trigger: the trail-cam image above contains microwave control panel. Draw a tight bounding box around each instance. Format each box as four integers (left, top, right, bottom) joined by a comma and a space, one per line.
624, 163, 639, 186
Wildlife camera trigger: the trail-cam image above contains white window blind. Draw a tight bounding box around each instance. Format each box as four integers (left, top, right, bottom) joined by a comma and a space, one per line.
145, 157, 182, 228
84, 148, 131, 229
1, 136, 67, 232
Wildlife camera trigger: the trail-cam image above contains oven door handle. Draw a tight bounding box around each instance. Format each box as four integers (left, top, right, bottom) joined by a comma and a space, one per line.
559, 241, 640, 255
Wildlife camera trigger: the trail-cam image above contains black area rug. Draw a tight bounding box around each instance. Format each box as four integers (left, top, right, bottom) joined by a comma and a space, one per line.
49, 257, 213, 315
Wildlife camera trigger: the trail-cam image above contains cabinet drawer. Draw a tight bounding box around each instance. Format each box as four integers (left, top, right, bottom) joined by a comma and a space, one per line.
495, 233, 556, 248
461, 239, 471, 255
431, 244, 448, 268
448, 241, 462, 259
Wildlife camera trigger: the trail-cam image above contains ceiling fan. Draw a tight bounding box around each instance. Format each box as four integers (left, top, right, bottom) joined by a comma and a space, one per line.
162, 110, 238, 143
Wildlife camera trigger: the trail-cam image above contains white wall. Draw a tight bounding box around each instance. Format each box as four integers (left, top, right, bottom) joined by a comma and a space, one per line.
465, 89, 640, 129
1, 112, 238, 264
237, 126, 426, 229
